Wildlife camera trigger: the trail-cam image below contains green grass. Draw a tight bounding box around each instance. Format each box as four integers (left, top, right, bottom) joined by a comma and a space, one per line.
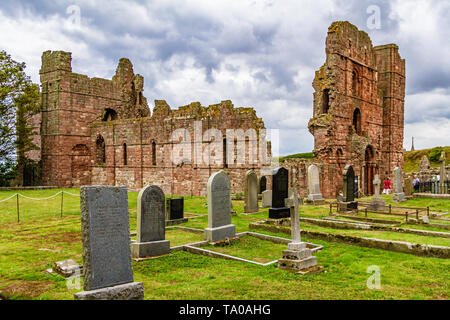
279, 152, 315, 162
404, 146, 450, 174
0, 189, 449, 300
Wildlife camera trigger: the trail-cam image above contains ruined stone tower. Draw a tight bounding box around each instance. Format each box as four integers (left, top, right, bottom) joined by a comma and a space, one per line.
306, 21, 405, 197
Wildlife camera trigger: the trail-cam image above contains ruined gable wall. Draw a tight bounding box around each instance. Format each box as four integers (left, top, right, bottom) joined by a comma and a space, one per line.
91, 100, 269, 196
39, 51, 149, 187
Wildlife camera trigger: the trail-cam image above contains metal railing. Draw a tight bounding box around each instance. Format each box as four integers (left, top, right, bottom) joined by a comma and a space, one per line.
415, 180, 449, 194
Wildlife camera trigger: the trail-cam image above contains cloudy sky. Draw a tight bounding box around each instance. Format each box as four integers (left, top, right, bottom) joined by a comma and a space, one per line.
0, 0, 449, 155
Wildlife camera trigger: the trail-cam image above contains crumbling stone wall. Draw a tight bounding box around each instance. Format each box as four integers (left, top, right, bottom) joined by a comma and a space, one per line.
305, 21, 405, 198
33, 51, 270, 195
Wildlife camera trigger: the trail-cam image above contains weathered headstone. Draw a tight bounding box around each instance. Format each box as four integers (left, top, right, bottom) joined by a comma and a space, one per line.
439, 152, 447, 194
244, 170, 259, 213
307, 164, 324, 202
259, 176, 267, 194
166, 197, 184, 220
205, 171, 236, 242
368, 174, 385, 211
404, 176, 413, 196
262, 190, 272, 208
339, 165, 358, 211
131, 185, 170, 258
392, 167, 406, 202
278, 188, 320, 273
269, 167, 290, 219
418, 155, 431, 172
74, 186, 144, 300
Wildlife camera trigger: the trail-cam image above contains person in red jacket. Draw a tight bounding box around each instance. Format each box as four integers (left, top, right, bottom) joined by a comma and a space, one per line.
382, 177, 392, 194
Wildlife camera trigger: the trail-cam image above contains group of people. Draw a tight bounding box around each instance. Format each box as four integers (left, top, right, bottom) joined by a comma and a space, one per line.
381, 175, 421, 194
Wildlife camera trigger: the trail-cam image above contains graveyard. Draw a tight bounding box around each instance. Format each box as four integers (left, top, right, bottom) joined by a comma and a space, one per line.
0, 182, 448, 300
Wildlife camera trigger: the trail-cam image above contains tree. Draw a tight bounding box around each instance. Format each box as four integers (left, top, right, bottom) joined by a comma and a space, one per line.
0, 51, 40, 185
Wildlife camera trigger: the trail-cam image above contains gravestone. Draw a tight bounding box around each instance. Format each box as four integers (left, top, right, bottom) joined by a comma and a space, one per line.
74, 186, 144, 300
339, 165, 358, 211
269, 167, 290, 219
368, 174, 385, 211
244, 170, 259, 213
439, 152, 447, 194
262, 190, 272, 208
307, 165, 324, 203
392, 167, 406, 202
131, 185, 170, 258
205, 171, 236, 242
259, 176, 267, 194
404, 176, 413, 196
278, 188, 320, 273
166, 197, 184, 220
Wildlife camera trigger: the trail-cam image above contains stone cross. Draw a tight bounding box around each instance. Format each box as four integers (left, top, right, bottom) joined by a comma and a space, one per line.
373, 174, 381, 197
285, 188, 301, 246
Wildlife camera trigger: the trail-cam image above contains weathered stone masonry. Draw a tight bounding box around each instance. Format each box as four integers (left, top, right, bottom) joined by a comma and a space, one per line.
34, 50, 270, 196
285, 21, 405, 198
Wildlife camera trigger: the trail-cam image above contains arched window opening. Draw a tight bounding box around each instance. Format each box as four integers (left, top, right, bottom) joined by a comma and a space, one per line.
352, 70, 360, 97
96, 136, 106, 165
223, 138, 228, 168
152, 141, 156, 166
353, 108, 362, 135
102, 108, 118, 122
138, 92, 143, 105
322, 89, 330, 113
123, 143, 127, 166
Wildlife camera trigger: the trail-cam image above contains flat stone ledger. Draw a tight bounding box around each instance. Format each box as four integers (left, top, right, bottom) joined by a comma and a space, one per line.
79, 186, 134, 291
244, 170, 259, 213
74, 282, 144, 300
133, 185, 170, 258
166, 197, 184, 220
205, 171, 236, 242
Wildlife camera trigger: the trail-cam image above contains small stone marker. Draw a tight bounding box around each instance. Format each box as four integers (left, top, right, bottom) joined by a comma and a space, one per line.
339, 165, 358, 211
368, 174, 385, 211
262, 190, 272, 208
269, 167, 290, 219
53, 259, 82, 278
74, 186, 144, 300
307, 165, 324, 202
205, 171, 236, 242
166, 197, 184, 220
278, 188, 320, 273
393, 167, 406, 202
244, 170, 259, 213
132, 185, 170, 258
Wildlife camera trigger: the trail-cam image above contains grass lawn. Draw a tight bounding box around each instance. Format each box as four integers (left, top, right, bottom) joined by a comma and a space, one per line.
0, 189, 449, 300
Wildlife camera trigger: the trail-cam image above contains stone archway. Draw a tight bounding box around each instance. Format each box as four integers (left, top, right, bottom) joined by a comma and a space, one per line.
71, 144, 91, 187
364, 146, 376, 196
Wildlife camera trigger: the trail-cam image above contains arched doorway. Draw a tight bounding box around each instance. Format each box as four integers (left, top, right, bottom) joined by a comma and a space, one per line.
364, 146, 376, 196
71, 144, 91, 187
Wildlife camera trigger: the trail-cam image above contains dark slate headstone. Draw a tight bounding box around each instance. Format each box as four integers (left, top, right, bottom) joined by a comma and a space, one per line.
340, 165, 358, 211
131, 185, 170, 258
259, 176, 267, 194
343, 165, 355, 202
166, 197, 184, 220
80, 186, 133, 291
269, 167, 290, 219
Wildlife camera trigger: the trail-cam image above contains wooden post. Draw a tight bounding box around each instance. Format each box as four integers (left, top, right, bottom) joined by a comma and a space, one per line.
329, 203, 332, 215
405, 212, 408, 223
16, 194, 19, 223
365, 208, 367, 218
61, 191, 64, 218
427, 207, 430, 217
416, 209, 419, 221
389, 204, 392, 215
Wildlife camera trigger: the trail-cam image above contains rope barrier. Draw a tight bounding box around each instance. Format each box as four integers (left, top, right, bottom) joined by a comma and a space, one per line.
0, 193, 19, 203
0, 191, 81, 202
18, 191, 62, 201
